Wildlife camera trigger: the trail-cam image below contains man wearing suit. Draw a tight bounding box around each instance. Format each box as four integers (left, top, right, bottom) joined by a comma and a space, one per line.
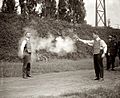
75, 32, 107, 81
20, 32, 32, 79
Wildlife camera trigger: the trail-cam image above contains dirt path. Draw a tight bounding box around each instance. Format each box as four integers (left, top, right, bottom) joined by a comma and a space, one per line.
0, 69, 120, 98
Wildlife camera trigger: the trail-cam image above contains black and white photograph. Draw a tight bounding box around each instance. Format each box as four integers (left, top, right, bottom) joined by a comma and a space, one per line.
0, 0, 120, 98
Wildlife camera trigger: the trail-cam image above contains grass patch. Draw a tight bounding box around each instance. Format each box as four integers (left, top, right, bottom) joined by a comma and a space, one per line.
19, 83, 120, 98
60, 83, 120, 98
0, 57, 119, 77
0, 58, 93, 77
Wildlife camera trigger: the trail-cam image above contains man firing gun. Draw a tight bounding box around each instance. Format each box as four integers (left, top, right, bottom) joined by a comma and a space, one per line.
74, 32, 107, 81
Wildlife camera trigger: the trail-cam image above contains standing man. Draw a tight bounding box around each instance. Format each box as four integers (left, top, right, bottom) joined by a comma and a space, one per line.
118, 40, 120, 65
20, 32, 32, 79
44, 0, 51, 18
75, 32, 107, 81
106, 35, 118, 71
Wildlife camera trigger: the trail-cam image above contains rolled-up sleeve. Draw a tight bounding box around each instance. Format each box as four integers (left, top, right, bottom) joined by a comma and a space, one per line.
81, 40, 94, 46
21, 40, 26, 55
76, 37, 94, 46
100, 40, 107, 54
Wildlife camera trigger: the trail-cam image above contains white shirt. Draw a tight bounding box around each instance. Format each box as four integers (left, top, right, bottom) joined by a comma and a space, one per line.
79, 37, 107, 54
20, 38, 30, 55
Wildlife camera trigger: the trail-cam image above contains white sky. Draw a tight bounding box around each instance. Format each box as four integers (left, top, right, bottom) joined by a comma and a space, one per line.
0, 0, 120, 28
84, 0, 120, 28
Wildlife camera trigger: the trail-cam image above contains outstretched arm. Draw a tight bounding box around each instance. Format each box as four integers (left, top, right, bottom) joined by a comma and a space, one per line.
74, 35, 94, 46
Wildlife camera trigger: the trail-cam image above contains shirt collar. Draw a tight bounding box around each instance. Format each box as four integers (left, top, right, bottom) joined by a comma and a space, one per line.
96, 37, 101, 41
26, 37, 30, 41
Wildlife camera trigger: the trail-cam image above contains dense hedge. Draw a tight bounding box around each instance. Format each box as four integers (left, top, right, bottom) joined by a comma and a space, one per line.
0, 13, 120, 62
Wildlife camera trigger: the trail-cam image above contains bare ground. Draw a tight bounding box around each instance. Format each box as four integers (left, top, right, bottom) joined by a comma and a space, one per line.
0, 69, 120, 98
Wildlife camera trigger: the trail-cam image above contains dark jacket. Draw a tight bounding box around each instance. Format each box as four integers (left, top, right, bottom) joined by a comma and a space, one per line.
118, 41, 120, 57
107, 40, 118, 56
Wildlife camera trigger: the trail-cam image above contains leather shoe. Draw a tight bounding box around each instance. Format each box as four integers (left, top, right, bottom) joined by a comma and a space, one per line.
94, 78, 99, 80
111, 69, 115, 71
27, 74, 31, 77
23, 76, 28, 79
99, 78, 104, 81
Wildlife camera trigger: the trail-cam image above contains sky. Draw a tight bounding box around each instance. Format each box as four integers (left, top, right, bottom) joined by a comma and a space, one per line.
0, 0, 120, 28
84, 0, 120, 28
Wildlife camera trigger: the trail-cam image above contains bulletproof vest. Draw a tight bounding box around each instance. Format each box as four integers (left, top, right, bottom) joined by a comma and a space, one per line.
93, 39, 101, 54
24, 39, 31, 53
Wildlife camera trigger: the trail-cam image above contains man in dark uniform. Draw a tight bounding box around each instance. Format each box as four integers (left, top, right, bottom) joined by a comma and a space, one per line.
20, 32, 32, 79
106, 35, 118, 71
118, 40, 120, 64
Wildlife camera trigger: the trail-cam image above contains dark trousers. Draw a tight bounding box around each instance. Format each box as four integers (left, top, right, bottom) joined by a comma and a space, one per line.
23, 54, 31, 77
45, 7, 51, 18
106, 55, 115, 69
94, 54, 104, 79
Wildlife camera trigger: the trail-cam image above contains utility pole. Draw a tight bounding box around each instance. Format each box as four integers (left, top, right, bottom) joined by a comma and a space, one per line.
95, 0, 106, 26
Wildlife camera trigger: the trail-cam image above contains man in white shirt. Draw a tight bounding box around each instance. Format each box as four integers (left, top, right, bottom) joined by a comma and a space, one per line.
20, 32, 32, 79
75, 32, 107, 81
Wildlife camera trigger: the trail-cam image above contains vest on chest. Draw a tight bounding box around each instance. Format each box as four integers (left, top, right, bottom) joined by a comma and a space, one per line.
24, 40, 31, 53
93, 40, 101, 54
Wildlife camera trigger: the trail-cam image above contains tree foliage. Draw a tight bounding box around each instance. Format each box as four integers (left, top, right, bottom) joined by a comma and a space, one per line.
2, 0, 15, 13
1, 0, 86, 23
58, 0, 86, 23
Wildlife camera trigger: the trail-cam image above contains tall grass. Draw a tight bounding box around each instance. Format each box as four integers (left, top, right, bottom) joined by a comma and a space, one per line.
0, 57, 119, 77
0, 58, 93, 77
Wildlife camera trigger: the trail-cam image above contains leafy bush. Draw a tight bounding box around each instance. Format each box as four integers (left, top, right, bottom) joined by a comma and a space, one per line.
0, 13, 120, 62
